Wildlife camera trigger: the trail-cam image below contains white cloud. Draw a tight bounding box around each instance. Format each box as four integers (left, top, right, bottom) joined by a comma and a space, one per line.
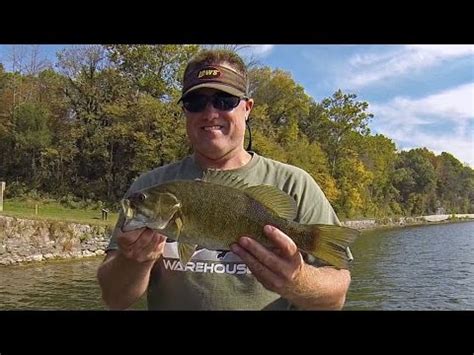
370, 83, 474, 167
374, 82, 474, 122
398, 132, 474, 168
345, 45, 474, 88
413, 82, 474, 121
387, 128, 473, 168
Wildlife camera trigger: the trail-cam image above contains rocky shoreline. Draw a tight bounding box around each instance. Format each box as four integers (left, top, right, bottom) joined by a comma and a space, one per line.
0, 214, 472, 266
341, 214, 474, 231
0, 215, 110, 266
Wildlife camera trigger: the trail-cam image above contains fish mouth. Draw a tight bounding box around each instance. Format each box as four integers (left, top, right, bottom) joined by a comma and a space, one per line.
121, 214, 148, 232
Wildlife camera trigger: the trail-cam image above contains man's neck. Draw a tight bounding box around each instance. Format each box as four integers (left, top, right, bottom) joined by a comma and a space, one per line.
194, 149, 252, 170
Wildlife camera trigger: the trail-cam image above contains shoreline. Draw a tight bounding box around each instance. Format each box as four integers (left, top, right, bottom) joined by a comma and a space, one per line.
0, 215, 109, 266
349, 218, 474, 233
341, 214, 474, 232
0, 214, 473, 266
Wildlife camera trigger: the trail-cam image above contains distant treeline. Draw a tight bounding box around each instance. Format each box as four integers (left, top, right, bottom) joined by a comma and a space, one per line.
0, 45, 472, 218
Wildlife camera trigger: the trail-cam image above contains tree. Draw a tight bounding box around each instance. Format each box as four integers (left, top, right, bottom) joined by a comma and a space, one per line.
357, 134, 399, 216
393, 149, 437, 215
249, 67, 312, 142
5, 45, 51, 76
11, 102, 53, 186
105, 44, 199, 100
334, 154, 374, 218
318, 90, 373, 176
436, 152, 473, 213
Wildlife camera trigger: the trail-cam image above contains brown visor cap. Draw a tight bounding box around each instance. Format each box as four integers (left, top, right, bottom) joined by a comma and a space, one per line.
179, 64, 248, 100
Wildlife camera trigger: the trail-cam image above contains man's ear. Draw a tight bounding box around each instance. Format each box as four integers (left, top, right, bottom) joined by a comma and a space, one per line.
245, 98, 254, 118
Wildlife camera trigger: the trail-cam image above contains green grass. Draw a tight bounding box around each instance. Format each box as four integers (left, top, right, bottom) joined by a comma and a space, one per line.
0, 199, 118, 227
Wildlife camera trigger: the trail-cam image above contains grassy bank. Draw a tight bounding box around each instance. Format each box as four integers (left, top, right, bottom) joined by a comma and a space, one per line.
0, 199, 118, 227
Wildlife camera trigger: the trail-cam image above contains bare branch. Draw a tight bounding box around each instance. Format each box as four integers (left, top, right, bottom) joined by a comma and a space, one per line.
5, 45, 52, 75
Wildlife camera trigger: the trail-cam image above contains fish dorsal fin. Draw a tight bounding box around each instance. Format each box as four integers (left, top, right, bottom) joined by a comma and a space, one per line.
200, 170, 297, 220
199, 169, 249, 190
244, 185, 297, 221
178, 243, 197, 265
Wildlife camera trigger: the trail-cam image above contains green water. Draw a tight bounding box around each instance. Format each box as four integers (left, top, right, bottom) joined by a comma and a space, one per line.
345, 221, 474, 310
0, 257, 146, 310
0, 222, 472, 310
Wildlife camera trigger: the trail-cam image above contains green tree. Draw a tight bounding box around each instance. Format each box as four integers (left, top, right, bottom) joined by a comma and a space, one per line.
105, 44, 200, 100
334, 154, 374, 218
11, 102, 53, 185
357, 134, 399, 217
436, 152, 473, 213
393, 149, 437, 215
249, 67, 312, 141
318, 90, 373, 176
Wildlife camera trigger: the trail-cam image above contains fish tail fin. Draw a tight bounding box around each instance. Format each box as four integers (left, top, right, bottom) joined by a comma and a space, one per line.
300, 224, 360, 269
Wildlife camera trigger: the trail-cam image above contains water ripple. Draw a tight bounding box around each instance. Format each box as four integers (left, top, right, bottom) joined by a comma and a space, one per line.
346, 221, 474, 310
1, 222, 472, 310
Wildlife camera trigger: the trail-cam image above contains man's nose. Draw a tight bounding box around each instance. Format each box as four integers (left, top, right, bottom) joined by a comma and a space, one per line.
200, 100, 220, 116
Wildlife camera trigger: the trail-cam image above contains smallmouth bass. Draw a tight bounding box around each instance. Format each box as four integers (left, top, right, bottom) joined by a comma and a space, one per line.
121, 170, 359, 268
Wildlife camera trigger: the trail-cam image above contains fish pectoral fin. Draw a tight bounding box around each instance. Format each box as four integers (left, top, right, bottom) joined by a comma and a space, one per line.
178, 243, 197, 265
175, 216, 183, 239
121, 198, 134, 220
147, 192, 182, 230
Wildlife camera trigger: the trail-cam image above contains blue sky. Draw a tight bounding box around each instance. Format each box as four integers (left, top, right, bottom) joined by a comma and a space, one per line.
241, 45, 474, 168
1, 44, 473, 167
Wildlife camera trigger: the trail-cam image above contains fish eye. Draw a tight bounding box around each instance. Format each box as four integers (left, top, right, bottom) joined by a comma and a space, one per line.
139, 193, 147, 201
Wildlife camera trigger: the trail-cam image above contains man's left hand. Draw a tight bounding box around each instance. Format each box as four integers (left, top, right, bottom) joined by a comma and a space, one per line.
230, 224, 305, 297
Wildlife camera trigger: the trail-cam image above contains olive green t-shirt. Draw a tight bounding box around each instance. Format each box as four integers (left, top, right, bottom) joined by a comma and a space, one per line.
107, 152, 341, 310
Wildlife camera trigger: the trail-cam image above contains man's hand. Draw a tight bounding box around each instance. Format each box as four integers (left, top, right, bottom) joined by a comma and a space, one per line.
230, 224, 351, 309
117, 228, 167, 264
230, 225, 304, 298
98, 228, 168, 309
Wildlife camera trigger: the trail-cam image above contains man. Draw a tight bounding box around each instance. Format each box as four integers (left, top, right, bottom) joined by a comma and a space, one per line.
97, 49, 351, 310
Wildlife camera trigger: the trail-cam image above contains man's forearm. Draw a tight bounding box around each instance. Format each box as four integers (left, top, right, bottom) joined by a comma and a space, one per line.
283, 265, 351, 310
97, 251, 156, 309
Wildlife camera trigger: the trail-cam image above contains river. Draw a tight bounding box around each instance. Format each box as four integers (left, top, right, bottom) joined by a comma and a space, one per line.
0, 221, 472, 310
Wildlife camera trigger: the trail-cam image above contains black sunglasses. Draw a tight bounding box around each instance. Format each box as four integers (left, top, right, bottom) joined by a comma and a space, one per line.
182, 93, 247, 113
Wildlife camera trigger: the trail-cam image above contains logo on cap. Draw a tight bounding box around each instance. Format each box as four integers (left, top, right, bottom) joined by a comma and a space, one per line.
197, 68, 221, 79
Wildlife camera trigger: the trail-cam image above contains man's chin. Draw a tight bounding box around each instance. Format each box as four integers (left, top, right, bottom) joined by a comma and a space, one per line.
194, 146, 235, 161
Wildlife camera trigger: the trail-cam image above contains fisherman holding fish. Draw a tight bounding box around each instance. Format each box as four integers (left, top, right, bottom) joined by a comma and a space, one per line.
97, 49, 358, 310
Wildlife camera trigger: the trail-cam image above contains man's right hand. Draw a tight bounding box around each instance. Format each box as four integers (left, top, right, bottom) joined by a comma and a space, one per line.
117, 228, 167, 264
98, 228, 167, 309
